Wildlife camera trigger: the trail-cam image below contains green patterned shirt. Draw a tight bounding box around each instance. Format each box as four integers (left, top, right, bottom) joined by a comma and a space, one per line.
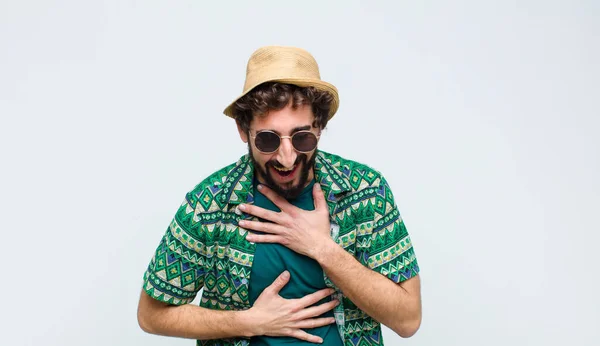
142, 150, 420, 346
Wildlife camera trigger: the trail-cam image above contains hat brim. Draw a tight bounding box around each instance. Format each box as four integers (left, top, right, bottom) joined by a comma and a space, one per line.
223, 78, 339, 121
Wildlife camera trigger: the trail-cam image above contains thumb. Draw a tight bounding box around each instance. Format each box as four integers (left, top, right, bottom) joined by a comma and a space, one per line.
268, 270, 290, 295
313, 183, 327, 212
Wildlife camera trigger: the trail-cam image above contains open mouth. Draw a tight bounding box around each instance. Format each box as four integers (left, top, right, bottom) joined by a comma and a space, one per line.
271, 164, 298, 178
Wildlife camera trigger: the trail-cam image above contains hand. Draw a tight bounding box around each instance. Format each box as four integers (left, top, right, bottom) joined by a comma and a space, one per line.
239, 183, 335, 258
245, 271, 339, 343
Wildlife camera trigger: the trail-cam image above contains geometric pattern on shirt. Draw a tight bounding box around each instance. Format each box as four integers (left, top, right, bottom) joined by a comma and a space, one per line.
142, 149, 420, 346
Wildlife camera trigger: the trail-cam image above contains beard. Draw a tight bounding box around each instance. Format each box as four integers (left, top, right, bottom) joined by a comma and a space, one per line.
248, 143, 317, 200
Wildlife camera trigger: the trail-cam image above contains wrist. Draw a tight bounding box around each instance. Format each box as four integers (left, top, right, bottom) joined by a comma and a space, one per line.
234, 309, 260, 338
313, 238, 339, 264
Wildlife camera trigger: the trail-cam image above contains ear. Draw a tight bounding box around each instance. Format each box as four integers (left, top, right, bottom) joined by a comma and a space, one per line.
236, 121, 248, 143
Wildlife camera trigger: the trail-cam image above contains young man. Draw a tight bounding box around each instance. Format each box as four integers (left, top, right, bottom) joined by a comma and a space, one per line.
137, 46, 422, 346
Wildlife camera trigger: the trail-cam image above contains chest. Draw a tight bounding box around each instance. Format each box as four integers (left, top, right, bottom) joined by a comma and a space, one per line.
196, 188, 378, 310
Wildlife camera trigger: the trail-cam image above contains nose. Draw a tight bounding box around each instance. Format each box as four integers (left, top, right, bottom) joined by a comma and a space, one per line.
276, 137, 297, 168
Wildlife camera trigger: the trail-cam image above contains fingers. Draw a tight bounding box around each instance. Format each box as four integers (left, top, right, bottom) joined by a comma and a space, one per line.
240, 219, 284, 235
292, 317, 336, 330
246, 233, 286, 245
266, 271, 290, 295
287, 328, 324, 344
295, 287, 335, 308
296, 299, 340, 320
239, 203, 282, 223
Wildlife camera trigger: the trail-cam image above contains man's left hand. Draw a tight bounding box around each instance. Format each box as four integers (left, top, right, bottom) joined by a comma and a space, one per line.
239, 183, 334, 259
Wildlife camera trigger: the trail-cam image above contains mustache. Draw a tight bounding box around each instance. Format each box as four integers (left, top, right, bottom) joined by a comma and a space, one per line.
266, 154, 307, 169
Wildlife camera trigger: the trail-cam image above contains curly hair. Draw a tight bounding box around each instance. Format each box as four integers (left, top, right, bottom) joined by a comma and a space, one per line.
232, 82, 334, 133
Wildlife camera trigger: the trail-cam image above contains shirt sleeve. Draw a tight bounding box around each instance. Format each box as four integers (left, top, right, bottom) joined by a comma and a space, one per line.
368, 175, 420, 283
142, 191, 206, 305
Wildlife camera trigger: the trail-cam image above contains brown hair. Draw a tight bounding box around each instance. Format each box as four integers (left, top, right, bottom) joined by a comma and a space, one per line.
233, 82, 334, 133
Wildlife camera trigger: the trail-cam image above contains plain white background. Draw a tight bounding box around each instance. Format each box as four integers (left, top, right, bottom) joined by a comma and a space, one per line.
1, 1, 598, 345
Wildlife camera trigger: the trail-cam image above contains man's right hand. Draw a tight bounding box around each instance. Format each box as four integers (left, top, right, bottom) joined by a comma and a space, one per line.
243, 270, 339, 344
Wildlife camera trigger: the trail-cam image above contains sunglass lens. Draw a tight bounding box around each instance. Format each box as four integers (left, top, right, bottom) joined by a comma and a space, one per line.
292, 132, 318, 152
255, 132, 280, 153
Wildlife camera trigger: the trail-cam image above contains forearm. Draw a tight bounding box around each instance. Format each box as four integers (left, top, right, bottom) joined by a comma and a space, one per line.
138, 291, 255, 340
314, 241, 421, 337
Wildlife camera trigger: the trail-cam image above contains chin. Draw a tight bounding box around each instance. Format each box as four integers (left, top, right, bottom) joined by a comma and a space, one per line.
270, 180, 303, 199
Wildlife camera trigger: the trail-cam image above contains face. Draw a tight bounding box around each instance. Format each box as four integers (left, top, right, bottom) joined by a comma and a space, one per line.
237, 103, 320, 200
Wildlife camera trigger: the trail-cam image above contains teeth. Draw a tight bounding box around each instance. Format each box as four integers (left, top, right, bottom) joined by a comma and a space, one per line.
274, 165, 294, 172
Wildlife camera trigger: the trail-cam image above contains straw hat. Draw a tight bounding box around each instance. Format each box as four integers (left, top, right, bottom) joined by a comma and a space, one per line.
223, 46, 339, 120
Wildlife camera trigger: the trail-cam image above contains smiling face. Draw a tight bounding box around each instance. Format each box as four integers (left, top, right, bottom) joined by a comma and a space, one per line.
237, 103, 320, 199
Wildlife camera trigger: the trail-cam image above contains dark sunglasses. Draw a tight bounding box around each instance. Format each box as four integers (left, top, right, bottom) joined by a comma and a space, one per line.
250, 130, 320, 154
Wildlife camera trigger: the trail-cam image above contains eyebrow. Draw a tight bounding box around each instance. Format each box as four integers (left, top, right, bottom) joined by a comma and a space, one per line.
267, 125, 312, 135
291, 125, 312, 133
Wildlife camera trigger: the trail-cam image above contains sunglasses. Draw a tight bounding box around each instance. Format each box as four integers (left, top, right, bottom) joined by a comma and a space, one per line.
250, 130, 320, 154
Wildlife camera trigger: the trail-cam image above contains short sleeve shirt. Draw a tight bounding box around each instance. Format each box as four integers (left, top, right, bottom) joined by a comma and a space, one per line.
141, 150, 420, 346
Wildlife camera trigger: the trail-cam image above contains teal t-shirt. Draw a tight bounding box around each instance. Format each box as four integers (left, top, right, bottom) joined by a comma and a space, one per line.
248, 179, 343, 346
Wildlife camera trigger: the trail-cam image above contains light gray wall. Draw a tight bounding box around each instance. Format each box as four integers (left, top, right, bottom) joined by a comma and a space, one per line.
1, 1, 598, 345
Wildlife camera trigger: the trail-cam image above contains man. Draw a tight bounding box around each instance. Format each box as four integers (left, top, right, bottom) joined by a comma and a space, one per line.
137, 46, 422, 346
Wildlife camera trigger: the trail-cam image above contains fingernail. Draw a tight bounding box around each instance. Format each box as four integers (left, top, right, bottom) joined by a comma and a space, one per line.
239, 220, 245, 226
239, 204, 246, 211
335, 300, 340, 306
281, 271, 290, 279
330, 318, 336, 323
257, 184, 263, 190
315, 183, 321, 190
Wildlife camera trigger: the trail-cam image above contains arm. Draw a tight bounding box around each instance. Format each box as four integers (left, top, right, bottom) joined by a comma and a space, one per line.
137, 289, 254, 340
139, 192, 338, 343
314, 242, 421, 338
315, 177, 422, 337
240, 182, 422, 338
137, 271, 339, 343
